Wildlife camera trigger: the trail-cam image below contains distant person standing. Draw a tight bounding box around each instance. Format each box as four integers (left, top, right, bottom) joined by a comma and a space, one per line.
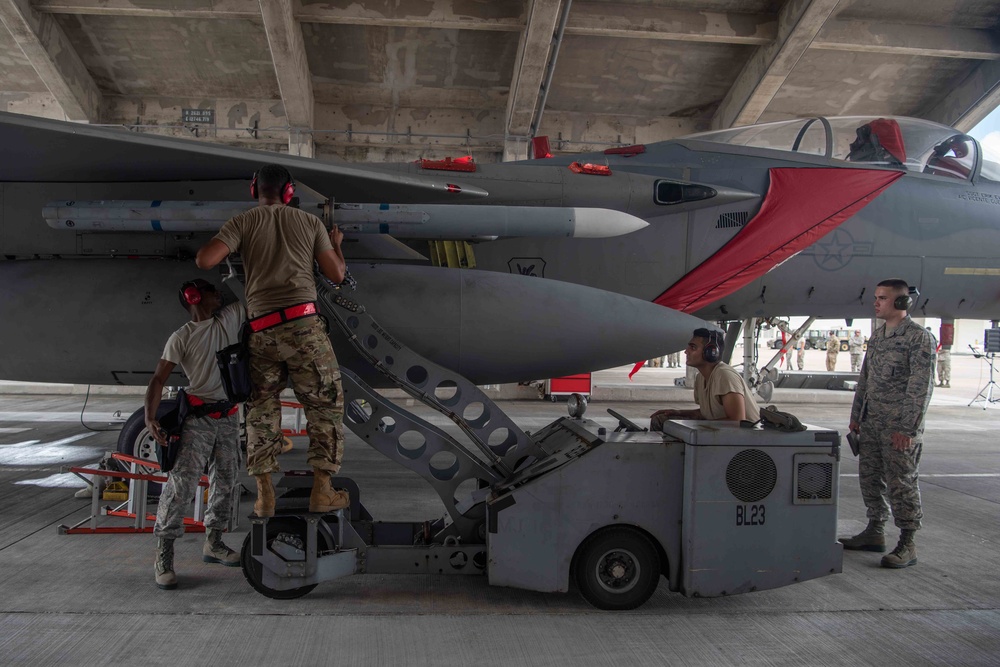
196, 163, 350, 518
840, 279, 935, 568
795, 337, 806, 371
937, 345, 951, 388
667, 351, 681, 368
848, 330, 865, 372
826, 331, 840, 371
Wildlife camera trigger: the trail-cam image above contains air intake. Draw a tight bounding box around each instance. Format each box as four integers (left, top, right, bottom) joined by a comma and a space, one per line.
725, 449, 777, 503
716, 211, 749, 229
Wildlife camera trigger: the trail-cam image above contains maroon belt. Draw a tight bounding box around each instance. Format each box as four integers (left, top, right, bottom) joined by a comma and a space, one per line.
249, 302, 318, 333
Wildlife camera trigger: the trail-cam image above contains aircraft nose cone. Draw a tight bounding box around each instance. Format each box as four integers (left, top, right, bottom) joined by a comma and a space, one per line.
343, 265, 708, 384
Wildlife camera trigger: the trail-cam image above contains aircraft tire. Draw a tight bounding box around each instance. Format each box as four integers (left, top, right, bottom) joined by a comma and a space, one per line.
574, 527, 660, 611
117, 401, 178, 494
240, 517, 332, 599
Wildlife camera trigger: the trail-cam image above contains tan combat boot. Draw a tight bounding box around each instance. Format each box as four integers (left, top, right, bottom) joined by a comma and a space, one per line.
309, 469, 350, 513
154, 538, 177, 590
254, 473, 275, 517
839, 520, 887, 552
203, 528, 240, 566
881, 529, 918, 568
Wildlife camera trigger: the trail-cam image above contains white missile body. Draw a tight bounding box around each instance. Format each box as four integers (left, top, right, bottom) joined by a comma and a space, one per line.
43, 200, 648, 239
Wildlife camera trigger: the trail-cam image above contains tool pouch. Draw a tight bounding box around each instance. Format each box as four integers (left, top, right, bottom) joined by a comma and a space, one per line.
216, 323, 253, 403
156, 389, 190, 472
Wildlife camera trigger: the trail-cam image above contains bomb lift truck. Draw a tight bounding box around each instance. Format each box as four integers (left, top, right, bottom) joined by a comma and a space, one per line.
241, 283, 844, 610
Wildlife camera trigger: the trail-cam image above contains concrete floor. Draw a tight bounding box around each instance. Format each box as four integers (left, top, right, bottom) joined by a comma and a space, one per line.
1, 358, 999, 665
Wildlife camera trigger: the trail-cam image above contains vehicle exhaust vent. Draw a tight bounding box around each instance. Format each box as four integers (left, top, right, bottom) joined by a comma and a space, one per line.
725, 449, 777, 502
716, 211, 749, 229
793, 455, 835, 504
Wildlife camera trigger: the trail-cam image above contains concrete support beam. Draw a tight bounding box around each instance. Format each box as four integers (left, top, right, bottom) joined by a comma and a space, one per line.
814, 20, 1000, 60
0, 0, 102, 122
32, 0, 257, 20
32, 0, 524, 30
711, 0, 840, 130
258, 0, 314, 158
920, 60, 1000, 133
564, 2, 775, 45
505, 0, 563, 139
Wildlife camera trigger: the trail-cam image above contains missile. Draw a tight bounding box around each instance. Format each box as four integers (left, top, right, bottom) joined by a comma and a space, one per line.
0, 260, 706, 387
43, 200, 648, 239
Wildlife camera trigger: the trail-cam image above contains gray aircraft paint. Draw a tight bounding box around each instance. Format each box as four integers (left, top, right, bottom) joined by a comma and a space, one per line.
0, 111, 997, 385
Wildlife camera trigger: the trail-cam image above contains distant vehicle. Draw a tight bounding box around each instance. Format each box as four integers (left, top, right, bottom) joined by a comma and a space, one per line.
770, 329, 866, 352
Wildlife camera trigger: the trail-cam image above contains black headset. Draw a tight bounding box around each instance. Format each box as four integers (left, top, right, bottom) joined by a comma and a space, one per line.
250, 171, 296, 205
893, 286, 919, 311
698, 329, 724, 363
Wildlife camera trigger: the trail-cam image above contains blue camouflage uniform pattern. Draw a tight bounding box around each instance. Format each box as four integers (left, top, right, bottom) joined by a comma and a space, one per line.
850, 317, 935, 530
153, 414, 240, 539
246, 316, 345, 476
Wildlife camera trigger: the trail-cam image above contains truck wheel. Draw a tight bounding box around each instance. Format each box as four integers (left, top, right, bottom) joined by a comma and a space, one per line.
574, 527, 660, 610
241, 517, 332, 600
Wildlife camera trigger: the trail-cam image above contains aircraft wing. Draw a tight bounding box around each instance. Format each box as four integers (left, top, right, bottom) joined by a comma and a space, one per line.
0, 111, 487, 203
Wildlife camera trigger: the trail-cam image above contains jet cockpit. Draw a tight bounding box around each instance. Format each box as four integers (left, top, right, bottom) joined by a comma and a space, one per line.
684, 116, 999, 183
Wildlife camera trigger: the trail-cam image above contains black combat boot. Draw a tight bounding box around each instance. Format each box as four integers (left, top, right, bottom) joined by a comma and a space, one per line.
839, 520, 887, 552
881, 529, 918, 568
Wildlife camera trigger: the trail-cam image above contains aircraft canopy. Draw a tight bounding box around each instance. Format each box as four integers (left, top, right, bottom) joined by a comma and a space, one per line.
685, 116, 998, 182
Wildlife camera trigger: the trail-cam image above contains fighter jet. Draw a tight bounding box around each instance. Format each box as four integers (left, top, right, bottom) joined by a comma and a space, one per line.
0, 111, 998, 394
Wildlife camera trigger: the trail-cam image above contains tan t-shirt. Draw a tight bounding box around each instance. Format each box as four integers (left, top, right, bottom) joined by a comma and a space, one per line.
693, 362, 761, 421
214, 205, 333, 317
162, 302, 246, 401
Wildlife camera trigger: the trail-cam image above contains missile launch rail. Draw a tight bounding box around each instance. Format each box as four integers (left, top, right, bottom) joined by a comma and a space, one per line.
241, 282, 844, 610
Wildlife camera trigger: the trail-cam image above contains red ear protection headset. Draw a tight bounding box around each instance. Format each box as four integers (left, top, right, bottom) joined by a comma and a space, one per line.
181, 282, 202, 305
250, 171, 296, 205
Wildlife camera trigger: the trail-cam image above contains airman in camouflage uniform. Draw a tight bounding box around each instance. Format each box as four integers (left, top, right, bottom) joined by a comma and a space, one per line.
848, 330, 865, 373
841, 279, 934, 569
146, 280, 245, 590
826, 331, 839, 371
197, 163, 350, 518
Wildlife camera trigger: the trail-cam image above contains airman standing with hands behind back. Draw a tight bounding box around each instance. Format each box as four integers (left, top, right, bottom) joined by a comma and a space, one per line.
840, 279, 935, 568
848, 329, 865, 372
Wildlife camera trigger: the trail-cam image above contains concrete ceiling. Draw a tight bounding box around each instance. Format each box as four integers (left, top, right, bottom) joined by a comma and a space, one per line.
0, 0, 998, 163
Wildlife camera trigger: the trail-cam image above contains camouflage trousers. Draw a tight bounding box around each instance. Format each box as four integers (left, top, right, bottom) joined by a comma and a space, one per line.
153, 414, 240, 540
850, 352, 862, 373
857, 419, 923, 530
826, 351, 838, 371
246, 316, 345, 476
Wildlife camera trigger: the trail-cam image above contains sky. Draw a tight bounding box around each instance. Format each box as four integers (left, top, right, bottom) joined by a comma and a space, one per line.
970, 105, 1000, 161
